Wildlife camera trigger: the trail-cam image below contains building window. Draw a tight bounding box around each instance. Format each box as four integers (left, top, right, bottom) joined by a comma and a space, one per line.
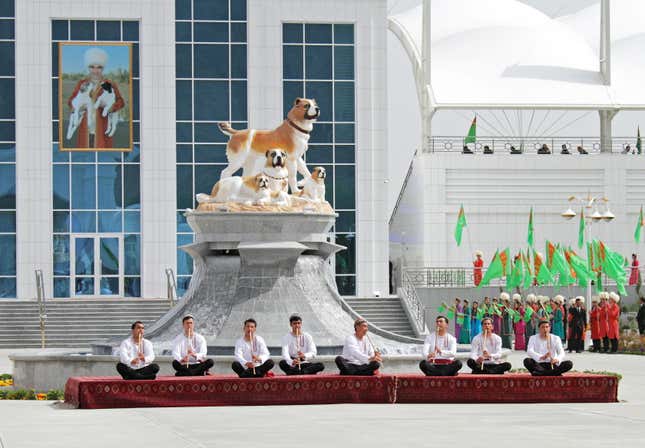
51, 19, 141, 298
282, 23, 356, 295
175, 0, 248, 296
0, 0, 15, 298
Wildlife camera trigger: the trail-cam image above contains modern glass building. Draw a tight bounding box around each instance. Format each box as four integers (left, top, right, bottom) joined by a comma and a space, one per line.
6, 0, 389, 299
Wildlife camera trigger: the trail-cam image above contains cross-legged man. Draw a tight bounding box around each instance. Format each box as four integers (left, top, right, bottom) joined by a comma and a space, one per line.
279, 315, 325, 375
524, 320, 573, 376
335, 318, 382, 376
232, 318, 275, 378
171, 314, 214, 376
116, 321, 160, 380
467, 317, 512, 374
419, 315, 462, 376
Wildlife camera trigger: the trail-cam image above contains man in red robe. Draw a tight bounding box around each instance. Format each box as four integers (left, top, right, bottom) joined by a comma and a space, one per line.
607, 292, 621, 353
629, 253, 640, 286
473, 250, 483, 286
589, 297, 602, 352
599, 292, 610, 352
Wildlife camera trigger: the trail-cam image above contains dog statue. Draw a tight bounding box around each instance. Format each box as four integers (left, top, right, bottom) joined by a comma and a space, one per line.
262, 150, 289, 193
218, 97, 319, 194
196, 173, 289, 207
296, 166, 326, 203
66, 81, 93, 140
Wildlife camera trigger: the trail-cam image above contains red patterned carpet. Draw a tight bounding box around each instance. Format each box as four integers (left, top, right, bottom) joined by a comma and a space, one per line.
65, 373, 618, 409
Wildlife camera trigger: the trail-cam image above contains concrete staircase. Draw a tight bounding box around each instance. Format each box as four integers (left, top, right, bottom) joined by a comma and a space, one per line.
0, 299, 170, 348
344, 297, 416, 338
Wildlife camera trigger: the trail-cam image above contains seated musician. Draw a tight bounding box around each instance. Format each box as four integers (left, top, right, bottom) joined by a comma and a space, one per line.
335, 318, 382, 376
279, 314, 325, 375
419, 315, 462, 376
171, 314, 214, 376
524, 320, 573, 376
467, 317, 512, 374
232, 318, 275, 378
116, 321, 159, 380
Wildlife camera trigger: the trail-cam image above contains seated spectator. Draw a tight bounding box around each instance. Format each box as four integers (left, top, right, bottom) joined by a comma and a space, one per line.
622, 144, 631, 154
510, 145, 522, 154
537, 144, 551, 154
483, 145, 493, 154
577, 145, 588, 155
462, 145, 473, 154
560, 144, 570, 155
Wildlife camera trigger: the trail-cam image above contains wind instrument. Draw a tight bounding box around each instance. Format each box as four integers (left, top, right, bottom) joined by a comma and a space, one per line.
251, 330, 256, 376
480, 331, 487, 370
295, 328, 302, 372
366, 332, 379, 362
546, 332, 553, 370
186, 328, 192, 368
137, 333, 143, 367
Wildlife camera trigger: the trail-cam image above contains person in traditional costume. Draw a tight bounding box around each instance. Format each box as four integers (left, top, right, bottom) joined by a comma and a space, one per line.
467, 317, 512, 374
589, 296, 602, 352
524, 294, 536, 345
512, 294, 526, 351
471, 301, 482, 340
529, 294, 540, 337
172, 315, 214, 376
568, 297, 586, 353
500, 293, 513, 349
458, 299, 471, 344
492, 297, 502, 334
607, 292, 621, 353
524, 320, 573, 376
232, 318, 275, 378
599, 292, 610, 352
279, 315, 325, 375
419, 315, 463, 376
454, 298, 463, 341
551, 295, 565, 340
629, 253, 640, 286
335, 318, 382, 376
116, 321, 159, 380
473, 250, 484, 286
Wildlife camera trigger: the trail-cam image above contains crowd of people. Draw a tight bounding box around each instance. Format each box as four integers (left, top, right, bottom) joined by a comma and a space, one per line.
448, 291, 622, 354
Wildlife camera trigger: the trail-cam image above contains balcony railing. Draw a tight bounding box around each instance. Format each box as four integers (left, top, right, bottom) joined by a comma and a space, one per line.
427, 136, 643, 155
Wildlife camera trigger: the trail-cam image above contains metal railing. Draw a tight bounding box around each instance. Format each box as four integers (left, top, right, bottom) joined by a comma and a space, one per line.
165, 268, 178, 307
404, 266, 638, 289
427, 136, 644, 155
389, 149, 417, 226
35, 269, 46, 348
399, 270, 427, 336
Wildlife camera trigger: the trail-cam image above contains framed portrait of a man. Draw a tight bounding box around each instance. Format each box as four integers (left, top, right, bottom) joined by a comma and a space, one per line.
58, 42, 133, 151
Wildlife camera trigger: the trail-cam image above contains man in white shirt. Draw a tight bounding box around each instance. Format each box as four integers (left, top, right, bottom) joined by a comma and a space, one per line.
467, 317, 512, 374
116, 321, 159, 380
524, 320, 573, 376
419, 315, 463, 376
171, 314, 214, 376
335, 318, 382, 376
232, 318, 275, 378
279, 315, 325, 375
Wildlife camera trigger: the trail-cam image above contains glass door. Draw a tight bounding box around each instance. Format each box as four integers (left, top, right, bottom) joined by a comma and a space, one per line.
71, 234, 123, 297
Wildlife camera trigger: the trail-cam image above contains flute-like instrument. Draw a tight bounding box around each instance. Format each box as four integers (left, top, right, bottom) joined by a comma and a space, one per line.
366, 332, 380, 363
186, 329, 192, 368
480, 332, 487, 370
546, 333, 553, 370
138, 334, 143, 367
251, 331, 256, 376
295, 329, 302, 372
432, 327, 439, 364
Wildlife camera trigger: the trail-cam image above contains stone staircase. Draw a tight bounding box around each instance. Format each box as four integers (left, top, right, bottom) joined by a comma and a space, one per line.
0, 299, 170, 348
344, 297, 417, 338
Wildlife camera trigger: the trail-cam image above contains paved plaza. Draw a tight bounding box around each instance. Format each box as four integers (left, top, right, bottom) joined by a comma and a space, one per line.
0, 350, 643, 448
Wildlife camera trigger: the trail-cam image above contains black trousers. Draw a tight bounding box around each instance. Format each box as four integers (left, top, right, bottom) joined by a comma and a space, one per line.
232, 359, 275, 378
419, 360, 462, 376
335, 356, 380, 376
172, 359, 214, 376
116, 362, 159, 380
602, 336, 610, 352
523, 358, 573, 376
591, 339, 601, 352
610, 338, 618, 353
278, 359, 325, 375
466, 358, 512, 374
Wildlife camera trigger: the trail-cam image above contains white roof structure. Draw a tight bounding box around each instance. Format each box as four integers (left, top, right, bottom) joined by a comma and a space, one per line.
388, 0, 645, 110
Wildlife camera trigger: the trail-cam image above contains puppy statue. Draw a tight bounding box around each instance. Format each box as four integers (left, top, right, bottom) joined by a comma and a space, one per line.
297, 166, 326, 203
196, 173, 288, 206
262, 150, 289, 193
218, 97, 320, 194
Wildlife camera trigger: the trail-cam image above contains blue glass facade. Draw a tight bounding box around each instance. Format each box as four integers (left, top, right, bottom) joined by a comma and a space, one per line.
282, 23, 356, 295
51, 19, 141, 297
0, 0, 15, 298
175, 0, 248, 296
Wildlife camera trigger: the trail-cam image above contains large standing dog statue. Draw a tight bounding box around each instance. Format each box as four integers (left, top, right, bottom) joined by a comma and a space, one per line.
218, 97, 319, 193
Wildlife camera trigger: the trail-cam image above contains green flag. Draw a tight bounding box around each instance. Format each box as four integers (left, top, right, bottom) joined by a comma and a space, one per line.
527, 207, 534, 247
476, 307, 485, 320
635, 206, 643, 243
507, 255, 523, 289
532, 248, 554, 285
523, 305, 534, 323
599, 241, 628, 294
454, 205, 467, 246
456, 313, 465, 325
464, 116, 476, 144
522, 250, 533, 289
578, 208, 585, 249
437, 304, 446, 313
551, 246, 574, 286
638, 126, 642, 154
478, 250, 504, 287
447, 308, 455, 320
565, 248, 594, 287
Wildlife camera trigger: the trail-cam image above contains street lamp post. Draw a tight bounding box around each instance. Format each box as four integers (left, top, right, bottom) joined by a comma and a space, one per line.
561, 195, 615, 347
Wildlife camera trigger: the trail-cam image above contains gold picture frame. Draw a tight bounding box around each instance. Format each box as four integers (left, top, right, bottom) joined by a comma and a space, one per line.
58, 42, 133, 152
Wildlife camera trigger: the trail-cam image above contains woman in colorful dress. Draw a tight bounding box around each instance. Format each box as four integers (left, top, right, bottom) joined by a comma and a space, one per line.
471, 301, 482, 340
454, 298, 463, 341
500, 295, 513, 349
551, 295, 565, 340
458, 299, 471, 344
512, 295, 526, 350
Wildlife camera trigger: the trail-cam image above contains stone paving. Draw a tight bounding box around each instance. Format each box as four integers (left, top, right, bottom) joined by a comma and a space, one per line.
0, 350, 643, 448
